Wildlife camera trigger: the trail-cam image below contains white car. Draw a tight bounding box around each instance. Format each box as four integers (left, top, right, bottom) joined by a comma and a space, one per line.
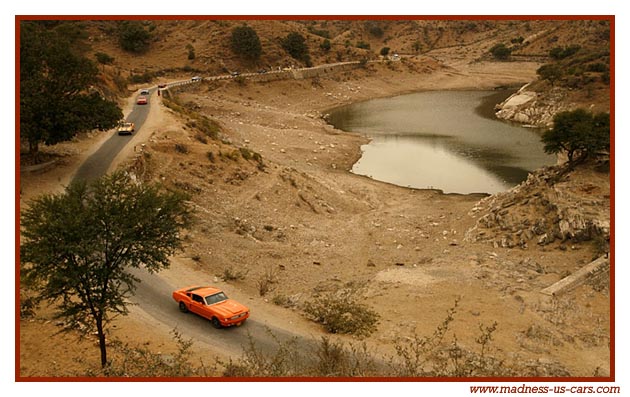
140, 89, 150, 95
191, 76, 202, 82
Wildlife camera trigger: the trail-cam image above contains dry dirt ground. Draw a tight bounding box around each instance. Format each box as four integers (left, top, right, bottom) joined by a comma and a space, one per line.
18, 55, 610, 378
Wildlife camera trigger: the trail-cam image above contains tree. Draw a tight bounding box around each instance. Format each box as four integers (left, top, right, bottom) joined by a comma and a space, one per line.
380, 47, 390, 56
230, 25, 262, 61
537, 64, 563, 86
20, 22, 122, 156
489, 43, 511, 60
542, 109, 610, 163
320, 38, 331, 52
20, 171, 193, 368
118, 21, 152, 53
282, 32, 311, 66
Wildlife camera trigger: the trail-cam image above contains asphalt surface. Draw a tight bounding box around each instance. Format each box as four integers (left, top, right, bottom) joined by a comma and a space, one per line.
72, 88, 155, 183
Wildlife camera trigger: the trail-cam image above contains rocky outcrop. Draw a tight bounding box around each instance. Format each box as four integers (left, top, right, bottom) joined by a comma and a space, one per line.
464, 162, 610, 249
494, 83, 574, 128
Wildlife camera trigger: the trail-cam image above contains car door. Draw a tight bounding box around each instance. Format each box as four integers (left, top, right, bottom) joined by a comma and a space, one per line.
189, 293, 207, 318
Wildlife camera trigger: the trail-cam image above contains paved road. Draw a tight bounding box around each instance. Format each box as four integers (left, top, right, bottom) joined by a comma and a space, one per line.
70, 80, 319, 361
72, 88, 156, 183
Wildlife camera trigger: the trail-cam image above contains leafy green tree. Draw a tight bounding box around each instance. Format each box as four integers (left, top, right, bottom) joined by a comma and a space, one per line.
20, 22, 122, 155
118, 21, 152, 53
489, 43, 511, 60
282, 32, 311, 66
20, 171, 193, 368
536, 63, 563, 86
380, 47, 390, 56
542, 109, 610, 163
230, 25, 262, 61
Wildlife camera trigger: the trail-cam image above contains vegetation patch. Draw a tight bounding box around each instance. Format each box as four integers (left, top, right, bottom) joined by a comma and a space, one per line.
303, 286, 379, 337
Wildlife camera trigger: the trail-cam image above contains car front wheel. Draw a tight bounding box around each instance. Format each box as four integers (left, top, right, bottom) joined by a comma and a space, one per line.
179, 302, 188, 313
211, 317, 222, 329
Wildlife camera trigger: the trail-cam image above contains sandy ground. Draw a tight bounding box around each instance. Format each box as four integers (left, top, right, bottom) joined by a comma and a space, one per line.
18, 56, 610, 377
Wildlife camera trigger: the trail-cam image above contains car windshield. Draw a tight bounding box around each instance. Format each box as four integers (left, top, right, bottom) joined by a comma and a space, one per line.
205, 292, 228, 305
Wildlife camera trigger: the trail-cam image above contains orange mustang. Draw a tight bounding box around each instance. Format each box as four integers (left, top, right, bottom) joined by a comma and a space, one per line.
172, 286, 250, 328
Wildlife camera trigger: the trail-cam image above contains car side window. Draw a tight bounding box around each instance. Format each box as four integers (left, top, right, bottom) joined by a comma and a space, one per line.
191, 294, 204, 304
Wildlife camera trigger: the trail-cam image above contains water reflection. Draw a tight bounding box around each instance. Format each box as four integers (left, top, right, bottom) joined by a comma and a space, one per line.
327, 91, 555, 194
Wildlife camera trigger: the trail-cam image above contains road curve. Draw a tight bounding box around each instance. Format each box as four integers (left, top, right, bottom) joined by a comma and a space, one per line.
71, 80, 321, 361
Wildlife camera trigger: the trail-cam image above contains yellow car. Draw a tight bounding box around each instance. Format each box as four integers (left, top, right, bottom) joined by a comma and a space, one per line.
117, 122, 135, 135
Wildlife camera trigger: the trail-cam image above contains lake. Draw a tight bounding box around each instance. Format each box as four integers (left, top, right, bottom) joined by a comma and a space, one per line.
327, 90, 555, 194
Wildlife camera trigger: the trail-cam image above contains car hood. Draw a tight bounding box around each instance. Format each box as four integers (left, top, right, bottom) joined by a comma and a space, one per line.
211, 299, 248, 317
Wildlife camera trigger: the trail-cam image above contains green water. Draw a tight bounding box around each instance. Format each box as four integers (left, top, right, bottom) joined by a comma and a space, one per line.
327, 90, 555, 194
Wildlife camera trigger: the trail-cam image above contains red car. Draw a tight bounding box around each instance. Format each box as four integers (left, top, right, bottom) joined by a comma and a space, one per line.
137, 95, 148, 105
173, 286, 250, 328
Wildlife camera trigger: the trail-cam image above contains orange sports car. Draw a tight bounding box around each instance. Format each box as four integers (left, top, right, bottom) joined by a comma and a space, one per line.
172, 286, 250, 328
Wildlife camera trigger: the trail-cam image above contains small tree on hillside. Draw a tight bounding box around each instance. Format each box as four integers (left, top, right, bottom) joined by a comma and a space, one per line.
20, 171, 193, 368
489, 43, 511, 60
537, 64, 562, 86
542, 109, 610, 163
282, 32, 311, 66
230, 25, 262, 61
118, 21, 152, 53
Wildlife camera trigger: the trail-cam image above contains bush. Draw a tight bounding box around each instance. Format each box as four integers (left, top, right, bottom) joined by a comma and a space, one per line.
380, 47, 390, 56
320, 38, 331, 52
282, 32, 311, 66
118, 21, 151, 53
550, 45, 581, 60
303, 287, 379, 337
230, 25, 262, 61
95, 52, 114, 65
537, 63, 562, 86
356, 41, 370, 50
489, 43, 511, 60
186, 44, 195, 60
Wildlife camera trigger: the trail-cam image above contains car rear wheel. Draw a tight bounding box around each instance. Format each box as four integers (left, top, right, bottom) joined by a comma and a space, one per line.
211, 317, 222, 329
179, 302, 188, 313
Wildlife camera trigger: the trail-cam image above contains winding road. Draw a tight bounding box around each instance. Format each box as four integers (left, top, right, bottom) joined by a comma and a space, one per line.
71, 79, 319, 360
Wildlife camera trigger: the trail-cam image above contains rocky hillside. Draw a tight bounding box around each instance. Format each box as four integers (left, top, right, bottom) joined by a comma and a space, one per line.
465, 158, 610, 253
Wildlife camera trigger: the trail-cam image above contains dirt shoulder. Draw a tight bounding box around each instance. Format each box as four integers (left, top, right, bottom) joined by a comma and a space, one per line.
18, 56, 609, 377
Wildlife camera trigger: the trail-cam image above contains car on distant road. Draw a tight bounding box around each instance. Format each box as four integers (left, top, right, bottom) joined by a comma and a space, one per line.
258, 69, 267, 74
137, 96, 148, 105
158, 83, 167, 88
117, 122, 135, 135
173, 285, 250, 328
230, 71, 240, 76
191, 76, 202, 82
140, 89, 150, 95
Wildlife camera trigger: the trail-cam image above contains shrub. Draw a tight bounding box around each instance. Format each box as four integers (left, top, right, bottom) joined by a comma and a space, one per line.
118, 21, 151, 53
489, 43, 511, 60
537, 63, 562, 86
282, 32, 311, 65
356, 41, 370, 50
95, 52, 114, 65
550, 45, 581, 60
303, 287, 379, 337
320, 38, 331, 52
380, 47, 390, 56
174, 143, 189, 154
186, 44, 195, 60
230, 25, 262, 61
222, 266, 248, 281
257, 266, 278, 296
